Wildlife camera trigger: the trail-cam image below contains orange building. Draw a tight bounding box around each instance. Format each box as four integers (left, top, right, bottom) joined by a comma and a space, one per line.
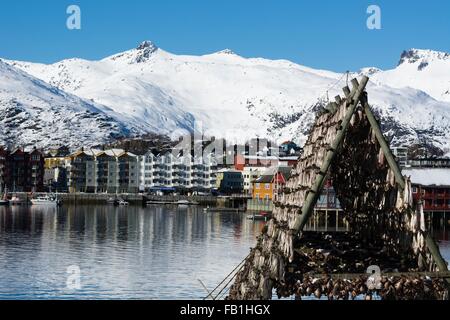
251, 167, 291, 201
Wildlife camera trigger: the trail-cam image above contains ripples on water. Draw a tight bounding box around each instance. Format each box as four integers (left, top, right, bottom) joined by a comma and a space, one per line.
0, 205, 448, 300
0, 205, 265, 300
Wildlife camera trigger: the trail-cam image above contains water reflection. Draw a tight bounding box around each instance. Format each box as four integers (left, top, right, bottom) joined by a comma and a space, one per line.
0, 205, 265, 300
0, 205, 448, 300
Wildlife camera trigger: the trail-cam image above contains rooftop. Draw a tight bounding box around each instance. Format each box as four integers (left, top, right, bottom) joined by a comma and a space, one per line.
402, 168, 450, 187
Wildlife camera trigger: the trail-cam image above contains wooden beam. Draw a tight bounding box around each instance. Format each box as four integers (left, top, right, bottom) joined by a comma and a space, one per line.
292, 76, 369, 234
342, 86, 351, 97
362, 101, 448, 275
425, 233, 449, 272
304, 271, 450, 280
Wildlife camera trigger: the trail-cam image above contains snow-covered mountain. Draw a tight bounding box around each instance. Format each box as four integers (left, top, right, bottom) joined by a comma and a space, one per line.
366, 49, 450, 103
3, 42, 450, 153
0, 59, 140, 149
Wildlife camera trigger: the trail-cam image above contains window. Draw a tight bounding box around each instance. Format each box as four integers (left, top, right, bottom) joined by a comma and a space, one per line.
255, 193, 260, 199
265, 184, 271, 190
412, 187, 417, 194
255, 183, 260, 189
265, 195, 270, 200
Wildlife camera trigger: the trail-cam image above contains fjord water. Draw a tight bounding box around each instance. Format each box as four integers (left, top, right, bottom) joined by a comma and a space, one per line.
0, 205, 265, 300
0, 205, 448, 300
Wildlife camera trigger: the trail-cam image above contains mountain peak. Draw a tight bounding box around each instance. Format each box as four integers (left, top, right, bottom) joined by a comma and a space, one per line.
134, 40, 158, 63
398, 48, 450, 67
216, 49, 236, 55
137, 40, 158, 51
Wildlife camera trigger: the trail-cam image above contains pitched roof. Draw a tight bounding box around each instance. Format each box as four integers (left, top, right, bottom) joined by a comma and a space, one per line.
255, 175, 273, 183
254, 166, 292, 184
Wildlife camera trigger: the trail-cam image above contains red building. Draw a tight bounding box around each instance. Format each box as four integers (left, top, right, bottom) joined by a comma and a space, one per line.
0, 147, 45, 192
28, 148, 45, 191
403, 168, 450, 213
0, 147, 9, 188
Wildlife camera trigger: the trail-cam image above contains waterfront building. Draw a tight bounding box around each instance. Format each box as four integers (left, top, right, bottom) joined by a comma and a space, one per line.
408, 157, 450, 168
8, 148, 28, 192
68, 148, 139, 194
117, 150, 139, 193
251, 166, 292, 201
68, 149, 95, 193
216, 169, 244, 194
403, 168, 450, 214
242, 166, 265, 195
0, 147, 8, 188
45, 146, 71, 169
44, 166, 68, 192
0, 147, 45, 192
138, 151, 218, 193
392, 146, 409, 168
94, 149, 118, 193
315, 179, 342, 211
28, 148, 45, 192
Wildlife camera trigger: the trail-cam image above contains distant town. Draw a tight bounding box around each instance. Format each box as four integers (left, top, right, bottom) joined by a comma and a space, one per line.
0, 138, 449, 218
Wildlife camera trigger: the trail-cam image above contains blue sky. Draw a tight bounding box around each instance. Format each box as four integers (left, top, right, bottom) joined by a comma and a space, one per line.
0, 0, 449, 72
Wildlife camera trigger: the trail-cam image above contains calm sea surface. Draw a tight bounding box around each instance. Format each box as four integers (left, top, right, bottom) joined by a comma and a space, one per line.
0, 205, 448, 300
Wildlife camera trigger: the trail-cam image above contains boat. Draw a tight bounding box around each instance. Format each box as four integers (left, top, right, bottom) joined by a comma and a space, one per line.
10, 195, 25, 205
177, 200, 200, 206
30, 194, 61, 206
9, 183, 24, 205
0, 185, 9, 206
146, 200, 173, 205
107, 197, 119, 205
118, 199, 129, 206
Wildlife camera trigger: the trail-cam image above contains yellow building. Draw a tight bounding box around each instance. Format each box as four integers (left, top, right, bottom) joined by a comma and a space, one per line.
252, 176, 274, 200
44, 157, 68, 169
251, 166, 292, 201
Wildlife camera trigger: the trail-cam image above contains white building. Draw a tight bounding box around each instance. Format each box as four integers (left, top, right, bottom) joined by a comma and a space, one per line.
242, 166, 266, 195
138, 151, 218, 193
392, 146, 409, 168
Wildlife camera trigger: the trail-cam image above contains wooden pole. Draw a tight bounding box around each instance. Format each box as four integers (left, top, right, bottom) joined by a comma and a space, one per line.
292, 76, 369, 233
425, 233, 449, 272
363, 101, 448, 273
